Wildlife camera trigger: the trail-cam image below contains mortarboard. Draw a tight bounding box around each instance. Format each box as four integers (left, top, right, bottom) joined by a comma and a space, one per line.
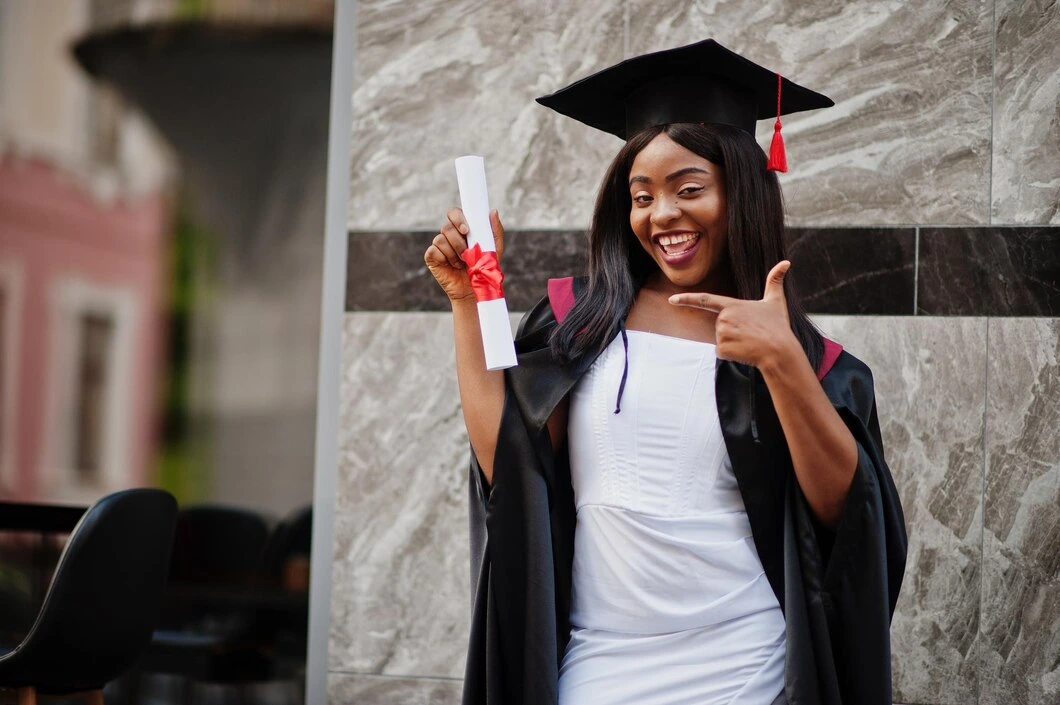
535, 38, 834, 172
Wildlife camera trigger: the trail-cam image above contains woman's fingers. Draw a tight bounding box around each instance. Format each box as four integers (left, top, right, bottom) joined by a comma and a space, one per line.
424, 243, 445, 267
440, 218, 468, 251
490, 209, 505, 260
424, 242, 457, 271
433, 231, 464, 270
437, 206, 506, 264
447, 207, 470, 238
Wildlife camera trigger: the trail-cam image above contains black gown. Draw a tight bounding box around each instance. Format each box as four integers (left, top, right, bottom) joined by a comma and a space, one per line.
462, 276, 908, 705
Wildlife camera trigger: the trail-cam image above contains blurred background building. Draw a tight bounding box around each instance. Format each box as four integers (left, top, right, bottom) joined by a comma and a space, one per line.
0, 1, 334, 702
0, 1, 174, 505
0, 0, 333, 512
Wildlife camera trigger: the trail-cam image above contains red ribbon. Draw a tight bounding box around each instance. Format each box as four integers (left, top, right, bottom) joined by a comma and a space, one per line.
461, 243, 505, 301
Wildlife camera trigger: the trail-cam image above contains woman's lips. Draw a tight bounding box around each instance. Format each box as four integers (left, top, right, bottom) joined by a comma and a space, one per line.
654, 232, 701, 266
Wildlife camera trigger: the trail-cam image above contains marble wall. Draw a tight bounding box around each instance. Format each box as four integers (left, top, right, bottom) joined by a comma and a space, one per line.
992, 0, 1060, 224
333, 0, 1060, 703
330, 313, 471, 699
331, 313, 1060, 704
347, 0, 1058, 230
980, 319, 1060, 705
816, 317, 988, 705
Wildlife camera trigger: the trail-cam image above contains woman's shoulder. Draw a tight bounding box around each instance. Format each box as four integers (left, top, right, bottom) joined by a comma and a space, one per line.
515, 276, 587, 338
824, 345, 873, 382
819, 344, 878, 415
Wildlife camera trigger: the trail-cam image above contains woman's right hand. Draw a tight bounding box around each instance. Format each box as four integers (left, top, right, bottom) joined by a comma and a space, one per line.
425, 207, 505, 303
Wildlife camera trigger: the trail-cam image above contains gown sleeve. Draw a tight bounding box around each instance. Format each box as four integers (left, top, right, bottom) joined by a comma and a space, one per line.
783, 351, 909, 705
463, 295, 565, 705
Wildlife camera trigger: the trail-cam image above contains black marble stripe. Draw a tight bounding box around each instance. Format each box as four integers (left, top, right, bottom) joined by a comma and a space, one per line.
347, 227, 1059, 315
918, 228, 1060, 315
345, 230, 588, 312
787, 228, 916, 315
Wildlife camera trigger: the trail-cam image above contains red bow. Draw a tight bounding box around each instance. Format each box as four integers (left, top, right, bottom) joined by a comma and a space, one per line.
461, 243, 505, 301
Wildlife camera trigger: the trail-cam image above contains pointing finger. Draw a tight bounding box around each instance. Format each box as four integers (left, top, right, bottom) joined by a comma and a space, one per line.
668, 292, 740, 312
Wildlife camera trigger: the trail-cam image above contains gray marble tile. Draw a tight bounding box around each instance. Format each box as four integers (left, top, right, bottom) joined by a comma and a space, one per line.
992, 0, 1060, 224
330, 312, 477, 678
980, 319, 1060, 705
626, 1, 993, 226
349, 0, 626, 231
811, 316, 987, 705
328, 673, 463, 705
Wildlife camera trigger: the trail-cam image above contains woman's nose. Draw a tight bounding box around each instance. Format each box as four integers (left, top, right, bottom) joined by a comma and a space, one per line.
650, 196, 681, 226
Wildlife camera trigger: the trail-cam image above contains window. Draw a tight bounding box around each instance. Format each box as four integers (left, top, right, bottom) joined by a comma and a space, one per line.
73, 312, 115, 480
46, 278, 135, 498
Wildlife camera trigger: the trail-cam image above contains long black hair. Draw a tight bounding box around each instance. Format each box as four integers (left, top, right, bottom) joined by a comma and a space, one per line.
550, 122, 824, 373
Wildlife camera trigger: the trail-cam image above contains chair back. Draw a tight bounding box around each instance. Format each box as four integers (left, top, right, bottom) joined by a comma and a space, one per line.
4, 488, 177, 692
167, 505, 270, 586
260, 505, 312, 587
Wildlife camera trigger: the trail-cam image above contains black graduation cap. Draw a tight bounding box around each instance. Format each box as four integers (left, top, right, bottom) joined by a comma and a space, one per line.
536, 38, 834, 171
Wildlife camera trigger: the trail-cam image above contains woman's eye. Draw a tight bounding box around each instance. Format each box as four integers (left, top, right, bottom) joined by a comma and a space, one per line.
632, 194, 652, 205
679, 186, 704, 196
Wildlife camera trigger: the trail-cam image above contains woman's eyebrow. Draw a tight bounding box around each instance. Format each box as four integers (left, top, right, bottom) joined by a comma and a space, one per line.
628, 166, 711, 187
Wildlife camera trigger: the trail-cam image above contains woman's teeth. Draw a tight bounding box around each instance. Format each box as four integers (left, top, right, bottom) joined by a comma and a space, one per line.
657, 232, 699, 254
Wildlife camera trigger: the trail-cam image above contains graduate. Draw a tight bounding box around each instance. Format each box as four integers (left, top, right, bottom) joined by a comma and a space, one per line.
424, 39, 908, 705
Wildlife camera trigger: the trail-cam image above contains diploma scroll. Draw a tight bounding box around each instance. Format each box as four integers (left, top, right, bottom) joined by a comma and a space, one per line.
455, 155, 518, 371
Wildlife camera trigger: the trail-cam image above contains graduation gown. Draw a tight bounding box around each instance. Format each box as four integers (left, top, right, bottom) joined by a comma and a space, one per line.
463, 276, 907, 705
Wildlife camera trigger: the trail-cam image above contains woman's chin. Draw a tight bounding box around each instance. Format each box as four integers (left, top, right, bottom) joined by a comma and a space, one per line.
654, 264, 720, 293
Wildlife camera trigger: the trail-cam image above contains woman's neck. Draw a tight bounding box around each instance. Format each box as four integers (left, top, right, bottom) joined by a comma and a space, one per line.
641, 269, 738, 298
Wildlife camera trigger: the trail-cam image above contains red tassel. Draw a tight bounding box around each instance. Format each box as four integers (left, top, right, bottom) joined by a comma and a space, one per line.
766, 72, 788, 173
767, 119, 787, 172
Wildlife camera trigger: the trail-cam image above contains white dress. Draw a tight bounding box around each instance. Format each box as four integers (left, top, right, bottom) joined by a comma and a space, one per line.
558, 330, 787, 705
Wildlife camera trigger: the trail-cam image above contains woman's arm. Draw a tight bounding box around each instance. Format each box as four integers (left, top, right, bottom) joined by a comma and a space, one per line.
669, 260, 857, 528
426, 208, 508, 484
451, 297, 506, 484
758, 341, 858, 528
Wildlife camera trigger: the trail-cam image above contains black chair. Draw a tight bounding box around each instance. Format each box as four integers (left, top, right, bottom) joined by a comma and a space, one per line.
136, 505, 276, 699
0, 489, 178, 705
166, 506, 271, 589
255, 506, 312, 680
260, 506, 311, 591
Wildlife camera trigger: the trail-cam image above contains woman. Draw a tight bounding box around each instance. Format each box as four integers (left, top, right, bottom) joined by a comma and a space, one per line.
425, 39, 907, 705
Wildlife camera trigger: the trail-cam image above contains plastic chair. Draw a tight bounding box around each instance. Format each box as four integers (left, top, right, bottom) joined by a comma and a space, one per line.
0, 489, 178, 705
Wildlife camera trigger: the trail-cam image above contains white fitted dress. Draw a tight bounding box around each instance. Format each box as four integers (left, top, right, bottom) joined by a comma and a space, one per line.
557, 330, 787, 705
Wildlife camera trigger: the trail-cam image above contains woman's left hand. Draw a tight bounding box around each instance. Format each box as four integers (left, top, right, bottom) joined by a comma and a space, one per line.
669, 260, 799, 369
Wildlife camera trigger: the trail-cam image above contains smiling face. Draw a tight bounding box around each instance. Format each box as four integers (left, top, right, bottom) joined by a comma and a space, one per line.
628, 132, 731, 294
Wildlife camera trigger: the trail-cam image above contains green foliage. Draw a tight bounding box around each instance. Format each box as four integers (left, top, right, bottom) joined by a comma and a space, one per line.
176, 0, 210, 19
154, 197, 217, 504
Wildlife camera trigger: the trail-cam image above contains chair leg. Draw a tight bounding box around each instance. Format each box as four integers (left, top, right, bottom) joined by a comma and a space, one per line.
16, 687, 36, 705
85, 690, 104, 705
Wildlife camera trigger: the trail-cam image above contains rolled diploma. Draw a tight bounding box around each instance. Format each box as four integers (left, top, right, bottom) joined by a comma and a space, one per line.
455, 155, 517, 370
